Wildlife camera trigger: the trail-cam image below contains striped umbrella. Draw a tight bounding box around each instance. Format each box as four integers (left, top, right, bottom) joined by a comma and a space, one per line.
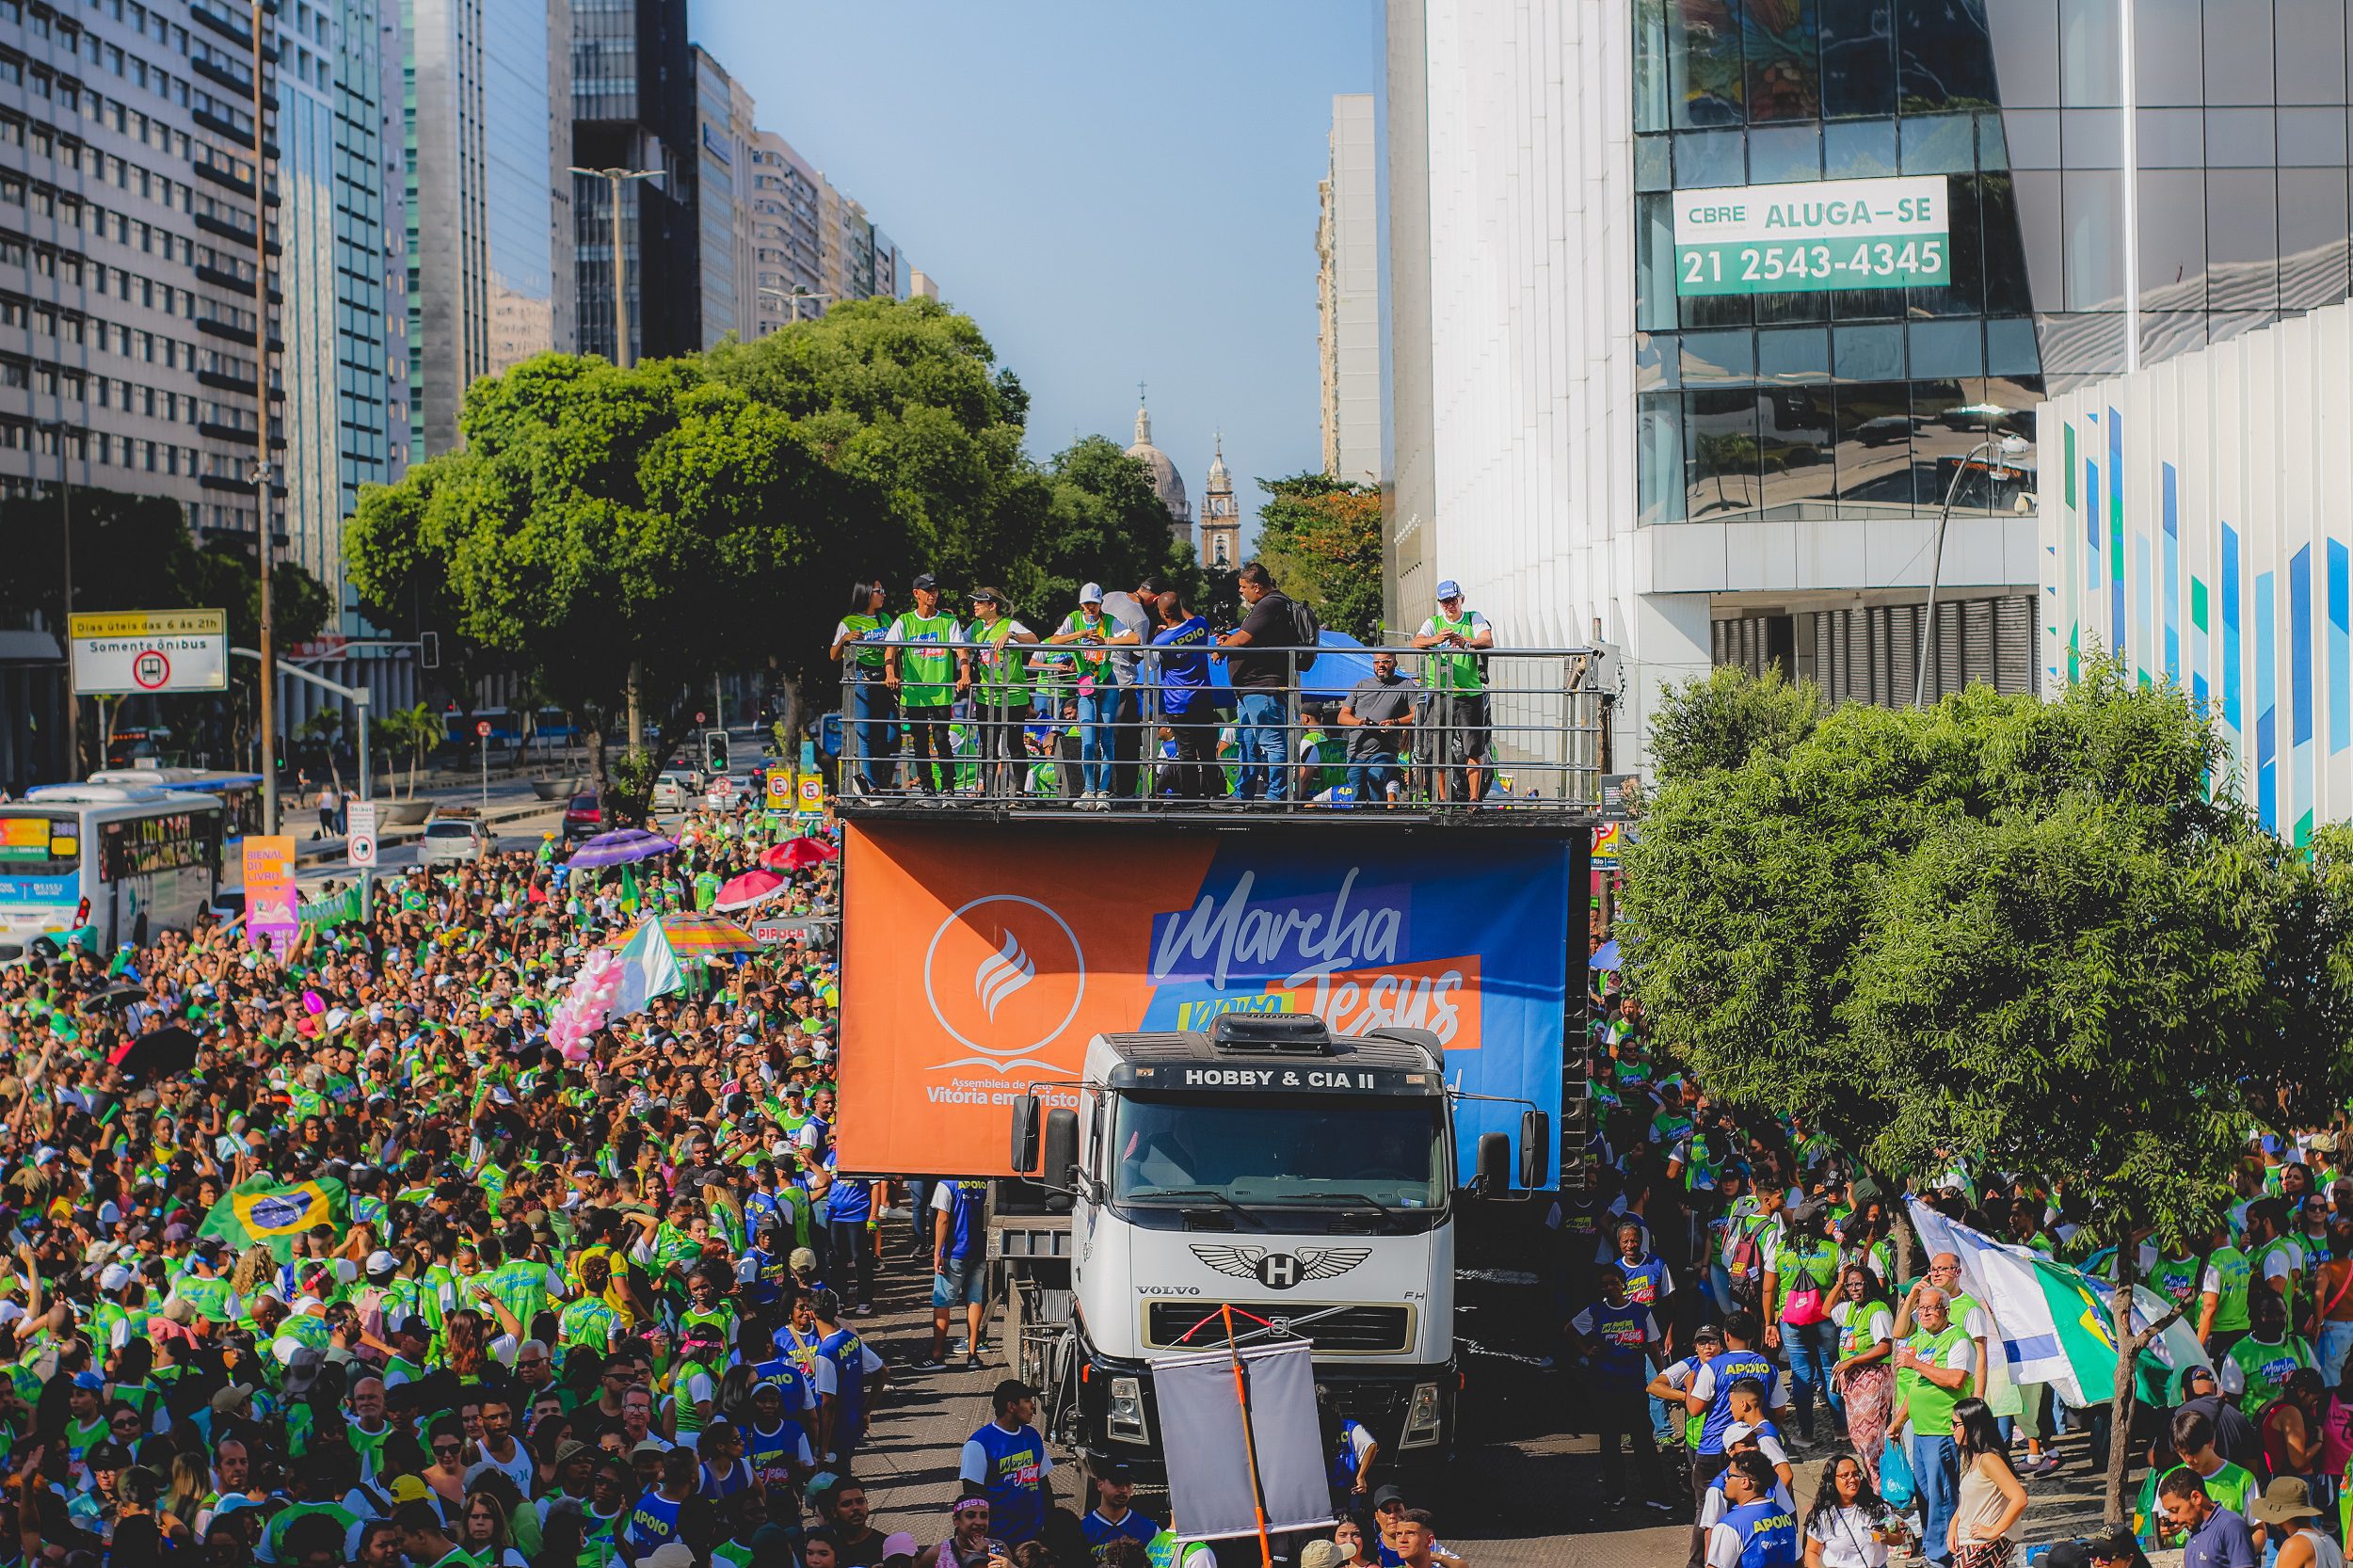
602, 911, 761, 959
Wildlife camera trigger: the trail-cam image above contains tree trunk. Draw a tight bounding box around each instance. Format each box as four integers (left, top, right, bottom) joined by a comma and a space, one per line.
2104, 1240, 2137, 1528
775, 671, 806, 763
587, 723, 608, 802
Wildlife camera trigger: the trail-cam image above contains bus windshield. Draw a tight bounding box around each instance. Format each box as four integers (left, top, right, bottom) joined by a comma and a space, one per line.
1110, 1093, 1447, 1211
0, 813, 81, 878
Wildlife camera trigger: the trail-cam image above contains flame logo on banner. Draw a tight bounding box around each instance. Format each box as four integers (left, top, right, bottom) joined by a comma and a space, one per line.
976, 929, 1035, 1021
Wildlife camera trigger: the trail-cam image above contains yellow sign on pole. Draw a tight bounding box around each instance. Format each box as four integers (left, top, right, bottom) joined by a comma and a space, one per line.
795, 773, 825, 813
765, 769, 792, 810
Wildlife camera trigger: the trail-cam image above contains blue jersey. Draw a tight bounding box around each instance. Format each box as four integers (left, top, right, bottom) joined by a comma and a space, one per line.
1721, 1498, 1799, 1568
623, 1489, 686, 1556
824, 1154, 871, 1222
1081, 1508, 1161, 1555
1577, 1298, 1656, 1389
818, 1325, 872, 1438
748, 1354, 816, 1417
1698, 1349, 1776, 1455
1612, 1253, 1673, 1308
940, 1180, 987, 1262
1149, 617, 1212, 715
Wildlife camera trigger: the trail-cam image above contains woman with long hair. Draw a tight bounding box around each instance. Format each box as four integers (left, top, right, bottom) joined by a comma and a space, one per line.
456, 1486, 530, 1568
1803, 1453, 1902, 1567
832, 580, 896, 793
1829, 1263, 1896, 1485
1949, 1398, 2028, 1568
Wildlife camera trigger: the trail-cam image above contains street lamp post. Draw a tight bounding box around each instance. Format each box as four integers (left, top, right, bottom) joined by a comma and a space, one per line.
1914, 405, 2026, 708
33, 420, 76, 774
755, 284, 835, 328
249, 0, 280, 833
567, 166, 664, 369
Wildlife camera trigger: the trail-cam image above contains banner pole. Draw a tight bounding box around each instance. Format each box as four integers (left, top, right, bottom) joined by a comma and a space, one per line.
1219, 1304, 1273, 1568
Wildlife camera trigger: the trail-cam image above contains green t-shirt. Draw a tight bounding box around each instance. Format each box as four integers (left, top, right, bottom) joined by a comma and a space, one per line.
837, 612, 888, 673
970, 616, 1033, 704
2222, 1331, 2314, 1417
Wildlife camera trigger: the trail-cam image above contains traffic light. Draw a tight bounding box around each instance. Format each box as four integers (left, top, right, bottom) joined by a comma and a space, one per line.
703, 728, 729, 775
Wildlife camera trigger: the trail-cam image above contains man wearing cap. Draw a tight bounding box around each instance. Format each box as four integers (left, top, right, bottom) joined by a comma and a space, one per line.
1048, 583, 1122, 807
1080, 1464, 1162, 1554
1410, 580, 1494, 803
884, 573, 967, 797
966, 589, 1038, 799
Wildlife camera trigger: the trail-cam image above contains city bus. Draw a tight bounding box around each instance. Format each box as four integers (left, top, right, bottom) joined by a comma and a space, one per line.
0, 784, 227, 962
85, 768, 266, 840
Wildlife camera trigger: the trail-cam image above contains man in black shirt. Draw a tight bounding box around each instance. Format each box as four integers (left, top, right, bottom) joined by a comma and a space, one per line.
1217, 563, 1297, 802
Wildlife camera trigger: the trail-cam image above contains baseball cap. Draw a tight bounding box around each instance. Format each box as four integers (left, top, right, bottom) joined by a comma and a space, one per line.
1371, 1483, 1406, 1509
1692, 1322, 1725, 1345
366, 1250, 399, 1277
1080, 582, 1104, 604
390, 1475, 430, 1503
789, 1247, 818, 1271
970, 587, 1004, 607
912, 572, 939, 591
1435, 579, 1462, 600
98, 1264, 133, 1293
1724, 1420, 1759, 1446
72, 1369, 105, 1390
881, 1534, 919, 1563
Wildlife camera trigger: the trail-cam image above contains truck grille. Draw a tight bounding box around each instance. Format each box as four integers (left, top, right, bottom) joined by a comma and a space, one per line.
1144, 1301, 1413, 1353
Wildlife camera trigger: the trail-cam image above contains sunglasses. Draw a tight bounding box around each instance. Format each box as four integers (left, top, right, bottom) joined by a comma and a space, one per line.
433, 1444, 462, 1455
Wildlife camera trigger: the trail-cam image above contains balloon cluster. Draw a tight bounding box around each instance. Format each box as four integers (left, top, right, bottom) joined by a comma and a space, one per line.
548, 947, 623, 1062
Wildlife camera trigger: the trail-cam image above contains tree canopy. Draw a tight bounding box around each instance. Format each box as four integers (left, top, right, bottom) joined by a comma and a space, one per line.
1252, 473, 1383, 642
347, 296, 1202, 804
1619, 663, 2353, 1520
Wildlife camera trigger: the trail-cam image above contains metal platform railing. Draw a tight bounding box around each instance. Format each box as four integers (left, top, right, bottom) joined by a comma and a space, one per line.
831, 640, 1613, 817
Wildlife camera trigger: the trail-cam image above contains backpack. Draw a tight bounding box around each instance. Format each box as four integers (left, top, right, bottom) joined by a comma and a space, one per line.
1289, 594, 1321, 652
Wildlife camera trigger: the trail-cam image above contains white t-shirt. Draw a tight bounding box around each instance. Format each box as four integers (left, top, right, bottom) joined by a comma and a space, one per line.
1704, 1519, 1750, 1568
1805, 1504, 1897, 1568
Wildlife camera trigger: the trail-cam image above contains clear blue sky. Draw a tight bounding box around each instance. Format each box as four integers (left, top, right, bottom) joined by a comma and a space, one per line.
692, 1, 1378, 551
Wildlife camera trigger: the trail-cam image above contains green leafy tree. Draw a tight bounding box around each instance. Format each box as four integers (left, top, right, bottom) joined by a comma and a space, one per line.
1645, 664, 1821, 779
1253, 473, 1383, 641
370, 702, 442, 799
1621, 663, 2353, 1524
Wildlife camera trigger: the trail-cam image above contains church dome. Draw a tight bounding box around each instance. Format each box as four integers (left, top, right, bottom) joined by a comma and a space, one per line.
1127, 403, 1191, 523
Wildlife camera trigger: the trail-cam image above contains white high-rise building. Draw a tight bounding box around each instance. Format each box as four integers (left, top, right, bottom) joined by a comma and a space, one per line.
1318, 93, 1381, 486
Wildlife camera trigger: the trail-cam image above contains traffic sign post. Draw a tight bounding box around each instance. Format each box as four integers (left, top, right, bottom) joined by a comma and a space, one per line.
346, 801, 378, 868
477, 719, 492, 808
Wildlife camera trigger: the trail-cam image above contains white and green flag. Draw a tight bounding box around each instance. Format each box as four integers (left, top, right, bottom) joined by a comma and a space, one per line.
1906, 1199, 2209, 1407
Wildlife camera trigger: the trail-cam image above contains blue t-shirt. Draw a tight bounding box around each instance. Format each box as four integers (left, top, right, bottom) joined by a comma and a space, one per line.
1080, 1508, 1161, 1554
1150, 616, 1212, 715
824, 1153, 871, 1223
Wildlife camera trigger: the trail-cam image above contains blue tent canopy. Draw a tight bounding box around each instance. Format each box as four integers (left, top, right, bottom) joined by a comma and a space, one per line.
1203, 631, 1380, 702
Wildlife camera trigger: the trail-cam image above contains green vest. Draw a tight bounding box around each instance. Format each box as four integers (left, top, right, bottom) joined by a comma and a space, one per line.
839, 613, 888, 673
2210, 1245, 2254, 1332
1428, 609, 1487, 692
894, 612, 961, 706
1061, 611, 1115, 682
2254, 1236, 2302, 1326
971, 616, 1032, 704
2151, 1251, 2203, 1307
1899, 1322, 1973, 1437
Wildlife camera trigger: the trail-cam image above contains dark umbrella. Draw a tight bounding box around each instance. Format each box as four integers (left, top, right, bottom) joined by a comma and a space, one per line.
567, 829, 680, 870
86, 984, 149, 1011
110, 1025, 199, 1080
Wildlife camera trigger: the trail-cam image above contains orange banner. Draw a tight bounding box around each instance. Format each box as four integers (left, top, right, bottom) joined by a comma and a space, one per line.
836, 821, 1215, 1176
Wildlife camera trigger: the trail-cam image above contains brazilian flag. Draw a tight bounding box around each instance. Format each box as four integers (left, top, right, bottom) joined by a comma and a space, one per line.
197, 1177, 349, 1261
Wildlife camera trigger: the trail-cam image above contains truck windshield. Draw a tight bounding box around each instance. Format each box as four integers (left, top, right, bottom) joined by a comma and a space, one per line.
1110, 1094, 1446, 1211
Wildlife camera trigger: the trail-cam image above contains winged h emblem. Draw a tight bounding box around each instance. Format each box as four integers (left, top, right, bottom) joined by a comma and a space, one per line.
1191, 1244, 1372, 1291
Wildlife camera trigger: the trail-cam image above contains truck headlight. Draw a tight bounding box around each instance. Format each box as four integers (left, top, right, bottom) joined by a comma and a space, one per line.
1108, 1376, 1147, 1444
1399, 1381, 1443, 1449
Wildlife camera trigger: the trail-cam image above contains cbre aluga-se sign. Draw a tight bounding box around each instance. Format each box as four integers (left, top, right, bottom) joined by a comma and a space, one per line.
1673, 174, 1948, 296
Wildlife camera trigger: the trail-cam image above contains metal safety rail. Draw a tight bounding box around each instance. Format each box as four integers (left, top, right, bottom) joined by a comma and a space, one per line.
832, 640, 1617, 821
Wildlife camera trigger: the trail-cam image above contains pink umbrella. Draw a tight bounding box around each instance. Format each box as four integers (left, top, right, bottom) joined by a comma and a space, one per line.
712, 869, 788, 911
760, 838, 839, 871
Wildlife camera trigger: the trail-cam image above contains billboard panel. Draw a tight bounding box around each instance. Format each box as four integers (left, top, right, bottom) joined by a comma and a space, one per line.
836, 821, 1571, 1181
1673, 175, 1947, 296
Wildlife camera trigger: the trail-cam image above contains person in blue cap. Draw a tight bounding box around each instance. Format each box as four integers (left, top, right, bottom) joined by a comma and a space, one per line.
1410, 580, 1494, 804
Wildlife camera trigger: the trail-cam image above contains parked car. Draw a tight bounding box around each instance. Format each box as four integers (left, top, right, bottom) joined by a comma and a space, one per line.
563, 793, 602, 841
420, 816, 496, 864
651, 771, 696, 811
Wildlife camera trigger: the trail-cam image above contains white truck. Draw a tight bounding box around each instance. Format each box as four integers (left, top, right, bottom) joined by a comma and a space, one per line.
1002, 1010, 1545, 1480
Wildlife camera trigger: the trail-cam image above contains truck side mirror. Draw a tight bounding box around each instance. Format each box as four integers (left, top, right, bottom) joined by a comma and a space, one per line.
1011, 1095, 1042, 1175
1044, 1108, 1080, 1209
1474, 1132, 1510, 1194
1520, 1110, 1549, 1190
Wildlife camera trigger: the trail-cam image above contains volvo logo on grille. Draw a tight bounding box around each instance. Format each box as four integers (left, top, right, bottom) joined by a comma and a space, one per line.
1191, 1245, 1371, 1291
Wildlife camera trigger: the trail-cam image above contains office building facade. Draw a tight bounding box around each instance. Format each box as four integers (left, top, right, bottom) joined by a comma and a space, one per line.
693, 44, 752, 348
406, 0, 575, 456
1320, 92, 1381, 485
1383, 0, 2353, 769
571, 0, 696, 362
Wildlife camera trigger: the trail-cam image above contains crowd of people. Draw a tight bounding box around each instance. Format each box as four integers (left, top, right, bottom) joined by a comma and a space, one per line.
829, 567, 1499, 807
1573, 975, 2353, 1568
0, 776, 1482, 1568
